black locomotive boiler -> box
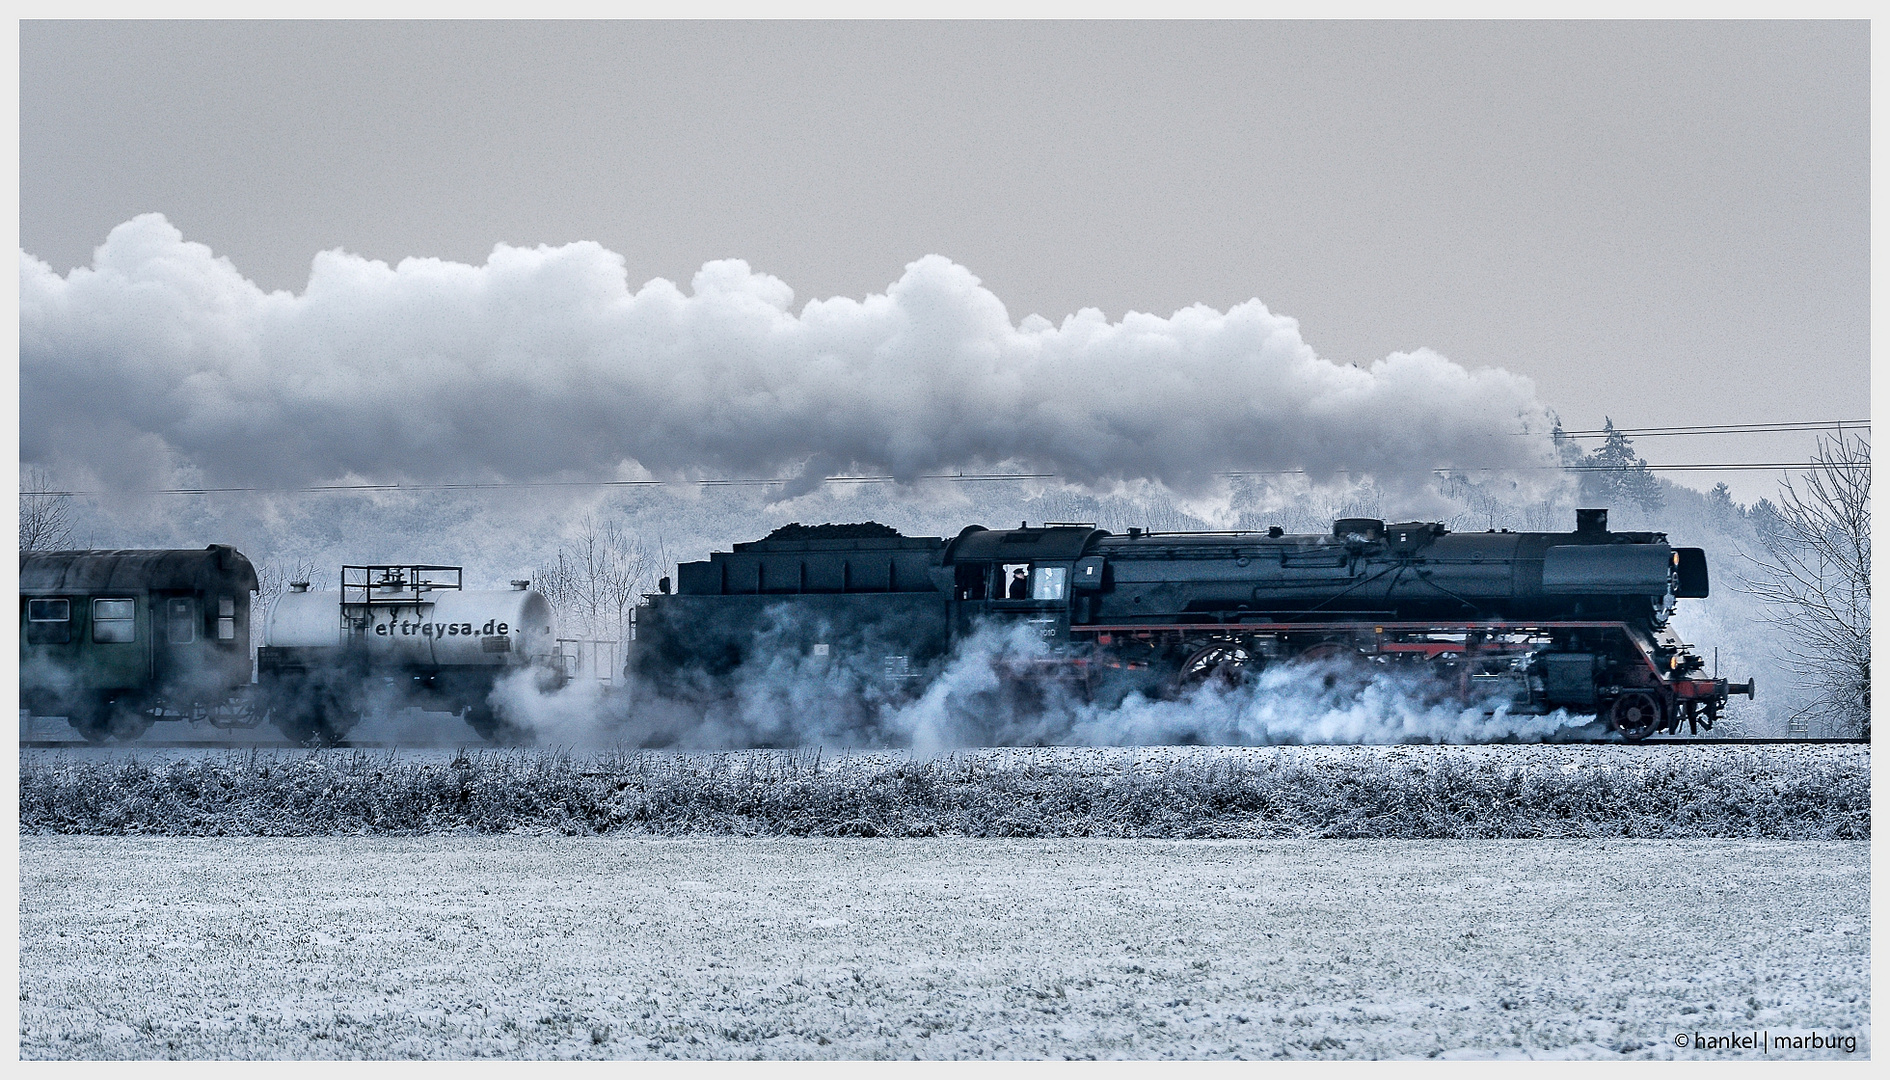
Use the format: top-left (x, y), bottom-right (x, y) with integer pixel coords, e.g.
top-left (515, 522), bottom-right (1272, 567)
top-left (630, 510), bottom-right (1753, 739)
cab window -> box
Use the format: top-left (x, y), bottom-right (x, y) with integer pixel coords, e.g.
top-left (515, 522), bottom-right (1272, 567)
top-left (1031, 566), bottom-right (1068, 601)
top-left (166, 597), bottom-right (196, 644)
top-left (26, 598), bottom-right (71, 645)
top-left (217, 596), bottom-right (237, 641)
top-left (93, 598), bottom-right (136, 643)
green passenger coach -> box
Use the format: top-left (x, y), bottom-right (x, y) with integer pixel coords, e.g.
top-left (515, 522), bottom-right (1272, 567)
top-left (19, 546), bottom-right (259, 742)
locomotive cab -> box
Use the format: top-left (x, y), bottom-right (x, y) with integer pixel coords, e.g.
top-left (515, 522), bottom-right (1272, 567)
top-left (939, 525), bottom-right (1109, 646)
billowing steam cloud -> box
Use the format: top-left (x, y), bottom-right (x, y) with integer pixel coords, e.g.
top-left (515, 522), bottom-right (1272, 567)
top-left (22, 215), bottom-right (1559, 496)
top-left (491, 619), bottom-right (1603, 751)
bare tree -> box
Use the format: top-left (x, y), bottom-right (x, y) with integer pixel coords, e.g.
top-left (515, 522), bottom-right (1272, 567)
top-left (19, 466), bottom-right (74, 552)
top-left (536, 515), bottom-right (655, 643)
top-left (1742, 433), bottom-right (1870, 737)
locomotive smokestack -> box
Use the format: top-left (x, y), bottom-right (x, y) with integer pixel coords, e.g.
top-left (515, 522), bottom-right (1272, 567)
top-left (1576, 508), bottom-right (1609, 535)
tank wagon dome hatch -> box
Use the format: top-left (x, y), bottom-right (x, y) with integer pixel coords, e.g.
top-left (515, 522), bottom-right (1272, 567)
top-left (19, 545), bottom-right (259, 594)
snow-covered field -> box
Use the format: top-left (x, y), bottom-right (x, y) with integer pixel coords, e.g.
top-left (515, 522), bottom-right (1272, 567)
top-left (19, 836), bottom-right (1869, 1059)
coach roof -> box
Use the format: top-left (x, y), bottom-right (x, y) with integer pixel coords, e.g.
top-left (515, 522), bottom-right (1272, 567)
top-left (20, 545), bottom-right (259, 594)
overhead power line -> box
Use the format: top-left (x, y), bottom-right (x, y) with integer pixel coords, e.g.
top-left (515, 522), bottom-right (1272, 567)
top-left (1225, 462), bottom-right (1851, 478)
top-left (20, 418), bottom-right (1865, 498)
top-left (1547, 419), bottom-right (1869, 439)
top-left (24, 472), bottom-right (1062, 498)
top-left (22, 461), bottom-right (1851, 498)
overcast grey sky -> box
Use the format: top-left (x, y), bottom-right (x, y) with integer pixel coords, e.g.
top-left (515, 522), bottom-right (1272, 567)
top-left (19, 20), bottom-right (1869, 502)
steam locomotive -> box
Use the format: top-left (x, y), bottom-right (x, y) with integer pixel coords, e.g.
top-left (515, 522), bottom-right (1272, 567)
top-left (631, 509), bottom-right (1754, 740)
top-left (19, 507), bottom-right (1753, 744)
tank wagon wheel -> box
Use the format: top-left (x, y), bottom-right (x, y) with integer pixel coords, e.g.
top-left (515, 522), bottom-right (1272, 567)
top-left (1609, 691), bottom-right (1665, 742)
top-left (463, 705), bottom-right (534, 746)
top-left (105, 705), bottom-right (152, 743)
top-left (1173, 642), bottom-right (1258, 694)
top-left (264, 694), bottom-right (358, 748)
top-left (70, 725), bottom-right (113, 745)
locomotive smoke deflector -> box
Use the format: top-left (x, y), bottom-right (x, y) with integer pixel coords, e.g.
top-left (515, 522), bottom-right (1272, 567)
top-left (1674, 548), bottom-right (1709, 598)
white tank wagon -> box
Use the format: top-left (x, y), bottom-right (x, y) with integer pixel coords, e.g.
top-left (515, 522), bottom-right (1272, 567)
top-left (257, 564), bottom-right (563, 745)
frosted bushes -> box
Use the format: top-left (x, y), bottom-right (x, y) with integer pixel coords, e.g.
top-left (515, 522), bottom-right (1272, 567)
top-left (19, 745), bottom-right (1869, 840)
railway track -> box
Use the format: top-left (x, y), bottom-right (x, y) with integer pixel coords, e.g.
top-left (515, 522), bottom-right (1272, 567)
top-left (19, 737), bottom-right (1871, 749)
top-left (1635, 737), bottom-right (1868, 745)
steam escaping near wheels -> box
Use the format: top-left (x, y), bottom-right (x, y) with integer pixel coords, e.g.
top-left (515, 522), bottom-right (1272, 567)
top-left (1173, 642), bottom-right (1259, 694)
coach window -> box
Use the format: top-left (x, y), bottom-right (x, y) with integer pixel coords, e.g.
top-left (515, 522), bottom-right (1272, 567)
top-left (166, 597), bottom-right (196, 644)
top-left (93, 598), bottom-right (136, 643)
top-left (218, 596), bottom-right (237, 641)
top-left (26, 598), bottom-right (71, 645)
top-left (1031, 566), bottom-right (1069, 601)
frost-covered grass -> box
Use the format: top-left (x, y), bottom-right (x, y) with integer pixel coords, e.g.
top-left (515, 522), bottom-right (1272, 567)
top-left (18, 836), bottom-right (1870, 1059)
top-left (19, 745), bottom-right (1869, 839)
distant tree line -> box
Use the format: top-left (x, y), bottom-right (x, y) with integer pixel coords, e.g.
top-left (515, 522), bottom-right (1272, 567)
top-left (1556, 418), bottom-right (1664, 513)
top-left (19, 467), bottom-right (73, 552)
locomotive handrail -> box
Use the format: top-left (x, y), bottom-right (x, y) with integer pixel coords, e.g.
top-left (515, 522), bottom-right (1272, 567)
top-left (1078, 619), bottom-right (1653, 633)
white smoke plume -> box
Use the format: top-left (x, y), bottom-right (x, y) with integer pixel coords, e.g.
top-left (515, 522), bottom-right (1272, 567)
top-left (487, 618), bottom-right (1604, 751)
top-left (22, 214), bottom-right (1559, 499)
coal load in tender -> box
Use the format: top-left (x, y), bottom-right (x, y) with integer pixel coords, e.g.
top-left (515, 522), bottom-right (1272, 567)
top-left (631, 508), bottom-right (1753, 741)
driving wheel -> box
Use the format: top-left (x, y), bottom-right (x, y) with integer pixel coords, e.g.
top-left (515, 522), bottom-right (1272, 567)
top-left (1173, 641), bottom-right (1256, 693)
top-left (1609, 691), bottom-right (1665, 742)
